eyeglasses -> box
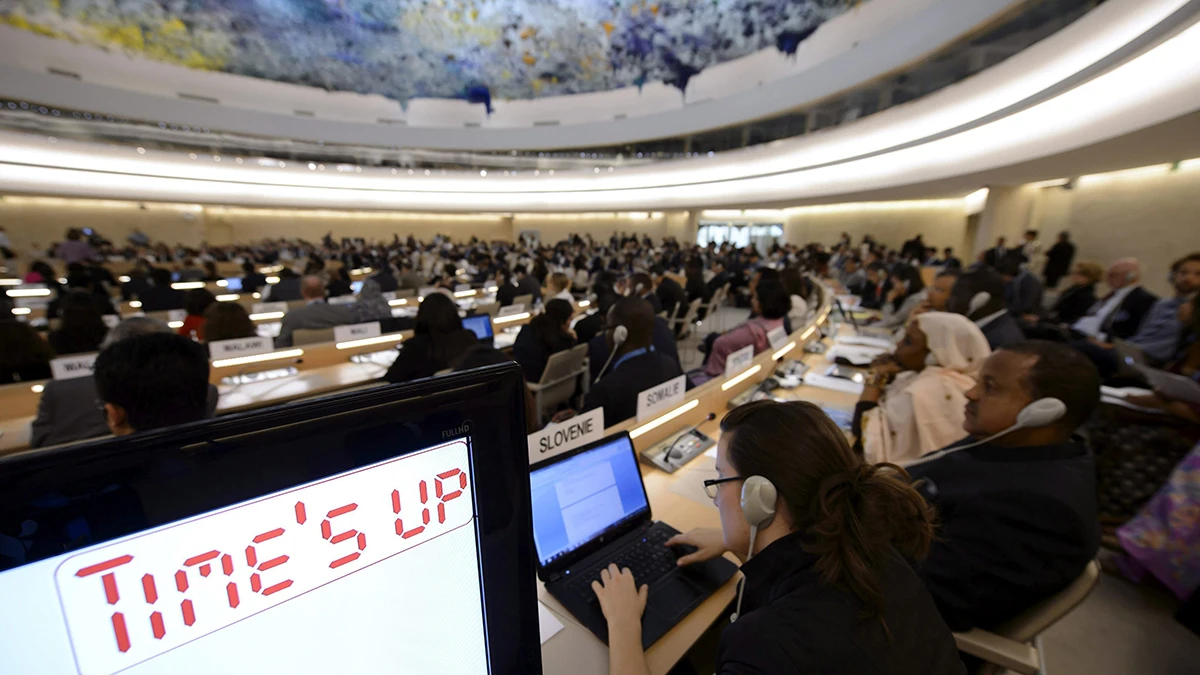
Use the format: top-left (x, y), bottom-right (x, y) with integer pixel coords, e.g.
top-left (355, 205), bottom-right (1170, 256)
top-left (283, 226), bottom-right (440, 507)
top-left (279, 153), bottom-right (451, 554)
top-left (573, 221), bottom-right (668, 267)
top-left (703, 476), bottom-right (743, 500)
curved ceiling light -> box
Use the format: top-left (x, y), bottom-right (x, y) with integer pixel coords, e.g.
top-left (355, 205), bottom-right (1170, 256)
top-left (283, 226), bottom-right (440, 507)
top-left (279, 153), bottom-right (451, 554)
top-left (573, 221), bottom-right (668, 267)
top-left (0, 0), bottom-right (1196, 211)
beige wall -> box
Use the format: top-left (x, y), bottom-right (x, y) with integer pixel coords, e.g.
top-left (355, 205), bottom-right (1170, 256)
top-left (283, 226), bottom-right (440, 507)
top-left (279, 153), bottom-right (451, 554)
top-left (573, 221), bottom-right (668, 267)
top-left (0, 199), bottom-right (207, 255)
top-left (783, 203), bottom-right (972, 256)
top-left (972, 169), bottom-right (1200, 296)
top-left (1028, 170), bottom-right (1200, 296)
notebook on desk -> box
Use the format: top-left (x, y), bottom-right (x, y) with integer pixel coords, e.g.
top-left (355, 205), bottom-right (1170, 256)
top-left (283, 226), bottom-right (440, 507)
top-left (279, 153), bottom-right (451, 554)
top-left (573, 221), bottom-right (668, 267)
top-left (530, 432), bottom-right (737, 649)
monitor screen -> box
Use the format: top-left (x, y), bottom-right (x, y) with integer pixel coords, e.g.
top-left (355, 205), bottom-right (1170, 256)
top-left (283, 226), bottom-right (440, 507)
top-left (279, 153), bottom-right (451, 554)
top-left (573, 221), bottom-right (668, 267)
top-left (223, 277), bottom-right (243, 292)
top-left (462, 314), bottom-right (494, 340)
top-left (351, 281), bottom-right (364, 294)
top-left (0, 365), bottom-right (540, 675)
top-left (529, 434), bottom-right (649, 568)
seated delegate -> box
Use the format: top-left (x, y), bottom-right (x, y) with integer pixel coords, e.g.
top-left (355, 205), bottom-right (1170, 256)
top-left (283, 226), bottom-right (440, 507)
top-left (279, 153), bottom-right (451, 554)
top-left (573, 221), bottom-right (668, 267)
top-left (855, 313), bottom-right (992, 464)
top-left (94, 331), bottom-right (213, 437)
top-left (0, 321), bottom-right (55, 384)
top-left (704, 280), bottom-right (790, 378)
top-left (384, 292), bottom-right (478, 384)
top-left (907, 341), bottom-right (1102, 631)
top-left (872, 263), bottom-right (926, 330)
top-left (945, 268), bottom-right (1025, 349)
top-left (275, 275), bottom-right (355, 347)
top-left (33, 318), bottom-right (221, 448)
top-left (512, 299), bottom-right (577, 383)
top-left (593, 401), bottom-right (965, 674)
top-left (581, 297), bottom-right (683, 426)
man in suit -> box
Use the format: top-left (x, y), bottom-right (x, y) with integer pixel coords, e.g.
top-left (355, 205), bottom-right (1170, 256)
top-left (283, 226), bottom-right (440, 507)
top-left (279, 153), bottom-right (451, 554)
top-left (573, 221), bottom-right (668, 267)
top-left (31, 317), bottom-right (220, 448)
top-left (858, 263), bottom-right (892, 310)
top-left (275, 275), bottom-right (354, 347)
top-left (94, 331), bottom-right (213, 437)
top-left (947, 268), bottom-right (1026, 349)
top-left (370, 264), bottom-right (399, 293)
top-left (997, 252), bottom-right (1045, 316)
top-left (138, 267), bottom-right (186, 312)
top-left (1042, 232), bottom-right (1076, 288)
top-left (1069, 258), bottom-right (1158, 342)
top-left (266, 268), bottom-right (304, 302)
top-left (513, 264), bottom-right (543, 304)
top-left (836, 257), bottom-right (867, 294)
top-left (582, 298), bottom-right (683, 426)
top-left (910, 341), bottom-right (1101, 631)
top-left (983, 236), bottom-right (1008, 269)
top-left (628, 272), bottom-right (663, 315)
top-left (651, 264), bottom-right (687, 320)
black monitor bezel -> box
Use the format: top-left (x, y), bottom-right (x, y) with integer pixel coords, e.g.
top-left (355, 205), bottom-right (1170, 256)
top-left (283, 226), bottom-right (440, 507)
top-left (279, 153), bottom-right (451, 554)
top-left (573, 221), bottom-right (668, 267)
top-left (0, 363), bottom-right (540, 675)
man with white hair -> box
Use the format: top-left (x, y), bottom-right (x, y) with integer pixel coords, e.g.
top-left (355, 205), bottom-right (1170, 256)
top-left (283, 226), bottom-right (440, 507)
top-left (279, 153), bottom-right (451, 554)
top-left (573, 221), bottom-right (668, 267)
top-left (1069, 258), bottom-right (1158, 342)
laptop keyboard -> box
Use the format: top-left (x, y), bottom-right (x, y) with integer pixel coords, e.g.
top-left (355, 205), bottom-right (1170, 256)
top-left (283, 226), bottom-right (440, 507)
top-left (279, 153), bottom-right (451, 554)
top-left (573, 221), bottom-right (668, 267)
top-left (562, 527), bottom-right (677, 605)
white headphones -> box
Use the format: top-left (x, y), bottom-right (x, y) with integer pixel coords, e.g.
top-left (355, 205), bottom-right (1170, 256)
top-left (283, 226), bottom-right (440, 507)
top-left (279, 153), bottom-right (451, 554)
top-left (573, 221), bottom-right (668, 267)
top-left (731, 475), bottom-right (777, 623)
top-left (967, 291), bottom-right (991, 316)
top-left (594, 324), bottom-right (629, 382)
top-left (902, 397), bottom-right (1067, 469)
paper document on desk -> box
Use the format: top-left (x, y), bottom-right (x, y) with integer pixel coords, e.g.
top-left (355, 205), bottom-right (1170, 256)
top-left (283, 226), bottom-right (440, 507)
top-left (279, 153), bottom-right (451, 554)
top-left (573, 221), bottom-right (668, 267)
top-left (837, 336), bottom-right (895, 350)
top-left (539, 602), bottom-right (565, 644)
top-left (803, 372), bottom-right (866, 395)
top-left (1099, 386), bottom-right (1163, 414)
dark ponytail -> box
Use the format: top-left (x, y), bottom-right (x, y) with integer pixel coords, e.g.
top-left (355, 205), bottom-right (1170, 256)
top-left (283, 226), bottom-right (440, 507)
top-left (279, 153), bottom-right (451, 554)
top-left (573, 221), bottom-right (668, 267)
top-left (721, 401), bottom-right (935, 633)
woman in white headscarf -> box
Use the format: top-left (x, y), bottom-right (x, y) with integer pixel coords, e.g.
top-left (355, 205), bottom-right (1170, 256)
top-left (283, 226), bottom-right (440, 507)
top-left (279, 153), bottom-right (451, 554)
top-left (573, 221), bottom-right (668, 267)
top-left (852, 312), bottom-right (992, 464)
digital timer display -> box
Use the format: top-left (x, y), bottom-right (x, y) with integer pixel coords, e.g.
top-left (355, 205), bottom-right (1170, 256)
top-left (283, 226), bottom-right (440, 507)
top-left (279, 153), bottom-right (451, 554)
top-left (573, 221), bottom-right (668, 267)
top-left (52, 439), bottom-right (474, 675)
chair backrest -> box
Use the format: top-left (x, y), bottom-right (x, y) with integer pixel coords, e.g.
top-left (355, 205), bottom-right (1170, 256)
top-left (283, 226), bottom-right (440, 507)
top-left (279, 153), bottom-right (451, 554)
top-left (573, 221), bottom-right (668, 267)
top-left (473, 302), bottom-right (500, 318)
top-left (512, 293), bottom-right (533, 308)
top-left (395, 288), bottom-right (416, 298)
top-left (540, 343), bottom-right (588, 385)
top-left (994, 560), bottom-right (1101, 642)
top-left (291, 327), bottom-right (335, 346)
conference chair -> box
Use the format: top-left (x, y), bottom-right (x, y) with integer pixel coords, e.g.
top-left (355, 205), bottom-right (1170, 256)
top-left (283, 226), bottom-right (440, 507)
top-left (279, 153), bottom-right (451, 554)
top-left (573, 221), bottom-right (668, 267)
top-left (526, 343), bottom-right (589, 427)
top-left (953, 560), bottom-right (1101, 675)
top-left (671, 298), bottom-right (704, 341)
top-left (291, 328), bottom-right (336, 346)
top-left (512, 293), bottom-right (533, 309)
top-left (703, 283), bottom-right (730, 332)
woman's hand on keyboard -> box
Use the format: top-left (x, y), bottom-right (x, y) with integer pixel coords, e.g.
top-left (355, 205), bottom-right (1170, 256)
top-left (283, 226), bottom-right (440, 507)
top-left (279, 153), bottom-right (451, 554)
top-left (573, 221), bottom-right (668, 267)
top-left (666, 528), bottom-right (727, 566)
top-left (592, 564), bottom-right (648, 628)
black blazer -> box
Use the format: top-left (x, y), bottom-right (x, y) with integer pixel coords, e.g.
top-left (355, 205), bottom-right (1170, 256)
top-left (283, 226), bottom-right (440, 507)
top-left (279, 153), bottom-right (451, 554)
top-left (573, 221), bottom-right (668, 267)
top-left (641, 291), bottom-right (664, 315)
top-left (978, 311), bottom-right (1026, 349)
top-left (384, 330), bottom-right (478, 384)
top-left (655, 277), bottom-right (687, 319)
top-left (511, 325), bottom-right (576, 382)
top-left (1103, 286), bottom-right (1159, 340)
top-left (908, 440), bottom-right (1099, 631)
top-left (1043, 241), bottom-right (1075, 281)
top-left (859, 279), bottom-right (892, 310)
top-left (717, 531), bottom-right (965, 675)
top-left (1050, 282), bottom-right (1096, 324)
top-left (581, 350), bottom-right (682, 426)
top-left (587, 318), bottom-right (681, 383)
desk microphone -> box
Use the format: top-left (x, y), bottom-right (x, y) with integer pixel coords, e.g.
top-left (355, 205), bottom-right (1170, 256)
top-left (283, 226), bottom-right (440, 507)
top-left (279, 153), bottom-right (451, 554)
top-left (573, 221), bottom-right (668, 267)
top-left (833, 296), bottom-right (860, 335)
top-left (662, 412), bottom-right (717, 463)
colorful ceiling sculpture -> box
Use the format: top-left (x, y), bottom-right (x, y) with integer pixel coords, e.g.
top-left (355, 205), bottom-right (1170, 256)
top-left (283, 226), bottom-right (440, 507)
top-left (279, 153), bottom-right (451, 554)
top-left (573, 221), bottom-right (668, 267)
top-left (0, 1), bottom-right (853, 109)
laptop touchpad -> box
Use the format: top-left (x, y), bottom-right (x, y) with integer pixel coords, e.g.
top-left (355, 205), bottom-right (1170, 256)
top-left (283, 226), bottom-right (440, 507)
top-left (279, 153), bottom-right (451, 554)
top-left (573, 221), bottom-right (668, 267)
top-left (649, 576), bottom-right (704, 619)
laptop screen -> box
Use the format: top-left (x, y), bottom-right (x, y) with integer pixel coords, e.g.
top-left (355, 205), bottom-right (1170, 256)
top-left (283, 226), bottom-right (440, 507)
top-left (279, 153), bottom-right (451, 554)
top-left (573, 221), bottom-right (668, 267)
top-left (529, 435), bottom-right (649, 567)
top-left (223, 277), bottom-right (243, 292)
top-left (462, 314), bottom-right (494, 340)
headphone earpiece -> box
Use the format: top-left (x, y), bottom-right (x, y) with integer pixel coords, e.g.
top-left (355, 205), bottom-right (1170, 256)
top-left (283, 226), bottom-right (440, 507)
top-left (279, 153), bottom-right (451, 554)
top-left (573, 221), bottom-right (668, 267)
top-left (967, 291), bottom-right (991, 316)
top-left (740, 476), bottom-right (777, 529)
top-left (1015, 398), bottom-right (1066, 428)
top-left (612, 325), bottom-right (628, 346)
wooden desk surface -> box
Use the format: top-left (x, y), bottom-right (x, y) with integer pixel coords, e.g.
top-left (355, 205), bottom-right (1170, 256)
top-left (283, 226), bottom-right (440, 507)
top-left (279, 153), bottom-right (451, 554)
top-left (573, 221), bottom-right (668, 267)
top-left (540, 305), bottom-right (869, 675)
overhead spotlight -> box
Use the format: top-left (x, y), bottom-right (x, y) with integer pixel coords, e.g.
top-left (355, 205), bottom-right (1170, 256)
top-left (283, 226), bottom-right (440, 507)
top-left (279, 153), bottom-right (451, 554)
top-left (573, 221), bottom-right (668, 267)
top-left (594, 167), bottom-right (600, 173)
top-left (534, 170), bottom-right (540, 176)
top-left (213, 155), bottom-right (221, 162)
top-left (480, 170), bottom-right (487, 177)
top-left (136, 147), bottom-right (146, 154)
top-left (308, 163), bottom-right (316, 170)
top-left (424, 169), bottom-right (431, 176)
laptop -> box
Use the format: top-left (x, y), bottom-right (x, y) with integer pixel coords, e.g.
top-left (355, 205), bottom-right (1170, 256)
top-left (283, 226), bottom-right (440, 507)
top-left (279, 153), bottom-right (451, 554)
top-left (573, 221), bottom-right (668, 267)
top-left (463, 313), bottom-right (495, 347)
top-left (223, 276), bottom-right (244, 292)
top-left (531, 432), bottom-right (738, 649)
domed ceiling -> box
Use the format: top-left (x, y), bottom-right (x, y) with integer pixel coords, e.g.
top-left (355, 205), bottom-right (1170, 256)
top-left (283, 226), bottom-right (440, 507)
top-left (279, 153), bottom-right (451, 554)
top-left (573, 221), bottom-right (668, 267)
top-left (0, 0), bottom-right (853, 109)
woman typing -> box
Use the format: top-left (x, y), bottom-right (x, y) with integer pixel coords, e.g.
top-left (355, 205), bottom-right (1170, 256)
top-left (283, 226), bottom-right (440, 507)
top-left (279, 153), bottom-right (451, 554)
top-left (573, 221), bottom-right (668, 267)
top-left (854, 312), bottom-right (992, 464)
top-left (592, 401), bottom-right (965, 674)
